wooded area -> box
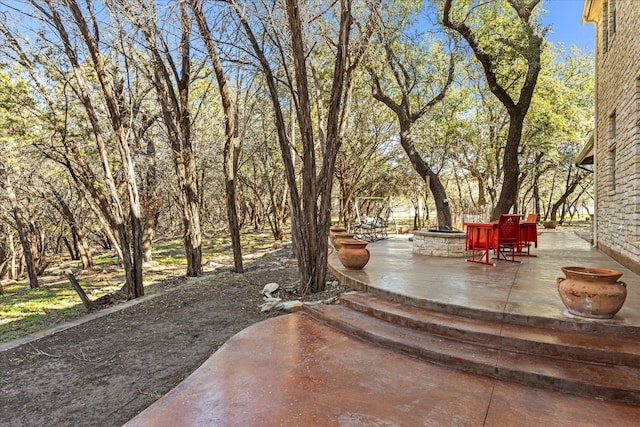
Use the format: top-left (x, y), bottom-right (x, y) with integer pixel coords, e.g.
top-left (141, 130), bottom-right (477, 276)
top-left (0, 0), bottom-right (594, 298)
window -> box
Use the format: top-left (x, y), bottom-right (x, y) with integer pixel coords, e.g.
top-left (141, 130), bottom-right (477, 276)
top-left (603, 0), bottom-right (617, 53)
top-left (609, 148), bottom-right (616, 191)
top-left (602, 1), bottom-right (609, 53)
top-left (609, 111), bottom-right (617, 141)
top-left (610, 0), bottom-right (617, 35)
top-left (636, 78), bottom-right (640, 124)
top-left (609, 112), bottom-right (617, 191)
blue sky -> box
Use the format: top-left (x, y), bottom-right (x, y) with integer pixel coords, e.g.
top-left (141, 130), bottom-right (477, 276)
top-left (542, 0), bottom-right (595, 52)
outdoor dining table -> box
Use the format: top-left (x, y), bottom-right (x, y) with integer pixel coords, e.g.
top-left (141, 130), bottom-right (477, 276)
top-left (463, 222), bottom-right (498, 266)
top-left (464, 218), bottom-right (538, 265)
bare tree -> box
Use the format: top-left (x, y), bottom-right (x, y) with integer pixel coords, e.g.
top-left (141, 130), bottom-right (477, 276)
top-left (32, 0), bottom-right (145, 298)
top-left (115, 0), bottom-right (205, 276)
top-left (232, 0), bottom-right (379, 293)
top-left (190, 0), bottom-right (244, 273)
top-left (0, 161), bottom-right (39, 288)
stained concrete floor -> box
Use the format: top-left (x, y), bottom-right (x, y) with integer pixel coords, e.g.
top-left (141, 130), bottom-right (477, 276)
top-left (126, 231), bottom-right (640, 426)
top-left (332, 231), bottom-right (640, 332)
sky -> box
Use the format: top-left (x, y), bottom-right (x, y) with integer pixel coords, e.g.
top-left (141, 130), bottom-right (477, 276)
top-left (542, 0), bottom-right (596, 52)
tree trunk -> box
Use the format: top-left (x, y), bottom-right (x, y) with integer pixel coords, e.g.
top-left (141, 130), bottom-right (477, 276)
top-left (492, 114), bottom-right (525, 220)
top-left (63, 237), bottom-right (78, 261)
top-left (182, 198), bottom-right (203, 277)
top-left (44, 0), bottom-right (145, 298)
top-left (51, 188), bottom-right (93, 269)
top-left (142, 138), bottom-right (159, 264)
top-left (9, 231), bottom-right (17, 279)
top-left (65, 270), bottom-right (94, 312)
top-left (443, 0), bottom-right (543, 222)
top-left (0, 236), bottom-right (9, 280)
top-left (142, 212), bottom-right (157, 264)
top-left (533, 176), bottom-right (541, 216)
top-left (550, 167), bottom-right (585, 222)
top-left (466, 167), bottom-right (487, 207)
top-left (191, 0), bottom-right (244, 273)
top-left (0, 164), bottom-right (39, 288)
top-left (398, 127), bottom-right (452, 228)
top-left (130, 214), bottom-right (145, 298)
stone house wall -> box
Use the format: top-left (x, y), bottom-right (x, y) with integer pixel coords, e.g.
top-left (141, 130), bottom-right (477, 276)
top-left (590, 0), bottom-right (640, 272)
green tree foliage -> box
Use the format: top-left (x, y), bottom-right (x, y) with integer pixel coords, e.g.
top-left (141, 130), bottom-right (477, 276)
top-left (444, 0), bottom-right (545, 220)
top-left (0, 0), bottom-right (596, 296)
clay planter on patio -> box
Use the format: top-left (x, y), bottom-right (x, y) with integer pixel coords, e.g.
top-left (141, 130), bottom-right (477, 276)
top-left (332, 233), bottom-right (356, 250)
top-left (556, 266), bottom-right (627, 319)
top-left (329, 227), bottom-right (347, 248)
top-left (330, 226), bottom-right (347, 235)
top-left (338, 239), bottom-right (370, 270)
top-left (330, 227), bottom-right (355, 250)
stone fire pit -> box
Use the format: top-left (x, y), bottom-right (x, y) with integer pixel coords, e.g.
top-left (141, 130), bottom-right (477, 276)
top-left (412, 229), bottom-right (468, 257)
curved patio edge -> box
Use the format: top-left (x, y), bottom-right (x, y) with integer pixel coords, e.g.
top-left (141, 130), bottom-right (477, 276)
top-left (123, 310), bottom-right (640, 426)
top-left (124, 232), bottom-right (640, 425)
top-left (328, 233), bottom-right (640, 337)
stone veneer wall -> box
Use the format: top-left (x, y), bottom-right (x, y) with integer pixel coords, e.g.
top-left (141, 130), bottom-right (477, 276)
top-left (412, 230), bottom-right (468, 258)
top-left (593, 0), bottom-right (640, 273)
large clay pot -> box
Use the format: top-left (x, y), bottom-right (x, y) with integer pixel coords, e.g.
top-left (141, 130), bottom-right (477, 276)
top-left (329, 227), bottom-right (348, 249)
top-left (333, 233), bottom-right (355, 250)
top-left (330, 226), bottom-right (347, 235)
top-left (338, 240), bottom-right (370, 270)
top-left (556, 266), bottom-right (627, 319)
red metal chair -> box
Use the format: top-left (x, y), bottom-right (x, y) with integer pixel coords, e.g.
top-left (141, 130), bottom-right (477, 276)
top-left (465, 223), bottom-right (496, 266)
top-left (494, 214), bottom-right (521, 263)
top-left (518, 214), bottom-right (539, 256)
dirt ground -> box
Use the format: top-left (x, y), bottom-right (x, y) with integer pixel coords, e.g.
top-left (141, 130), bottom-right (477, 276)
top-left (0, 244), bottom-right (350, 427)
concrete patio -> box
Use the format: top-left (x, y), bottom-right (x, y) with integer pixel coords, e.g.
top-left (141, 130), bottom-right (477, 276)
top-left (331, 231), bottom-right (640, 333)
top-left (125, 231), bottom-right (640, 426)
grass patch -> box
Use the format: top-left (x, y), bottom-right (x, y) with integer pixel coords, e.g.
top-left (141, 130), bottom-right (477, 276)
top-left (93, 254), bottom-right (119, 266)
top-left (1, 277), bottom-right (121, 342)
top-left (155, 256), bottom-right (187, 265)
top-left (153, 242), bottom-right (184, 252)
top-left (1, 230), bottom-right (282, 343)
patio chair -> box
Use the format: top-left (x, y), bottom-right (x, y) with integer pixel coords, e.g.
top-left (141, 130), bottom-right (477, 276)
top-left (354, 216), bottom-right (377, 241)
top-left (525, 213), bottom-right (539, 223)
top-left (354, 215), bottom-right (388, 241)
top-left (518, 214), bottom-right (539, 255)
top-left (494, 214), bottom-right (521, 263)
top-left (353, 198), bottom-right (390, 241)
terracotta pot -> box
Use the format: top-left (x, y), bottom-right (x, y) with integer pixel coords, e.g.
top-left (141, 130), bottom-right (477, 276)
top-left (338, 240), bottom-right (370, 270)
top-left (329, 227), bottom-right (348, 249)
top-left (556, 266), bottom-right (627, 319)
top-left (332, 233), bottom-right (355, 250)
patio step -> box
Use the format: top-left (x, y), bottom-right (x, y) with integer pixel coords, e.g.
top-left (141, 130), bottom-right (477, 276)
top-left (339, 292), bottom-right (640, 368)
top-left (302, 292), bottom-right (640, 405)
